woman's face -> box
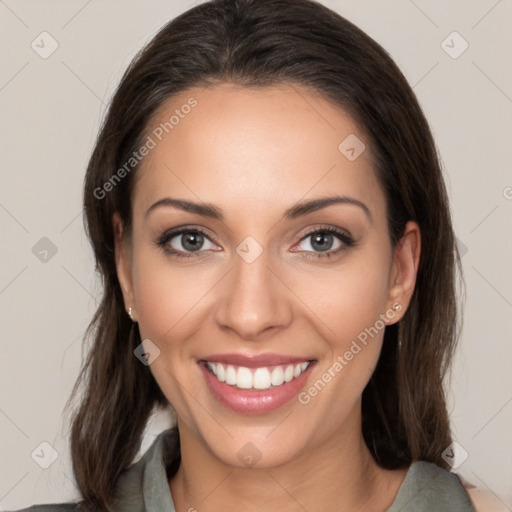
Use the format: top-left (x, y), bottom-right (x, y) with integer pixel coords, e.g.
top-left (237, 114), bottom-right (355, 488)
top-left (115, 83), bottom-right (419, 469)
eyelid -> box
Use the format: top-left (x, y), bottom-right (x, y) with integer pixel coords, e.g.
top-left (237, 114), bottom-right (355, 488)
top-left (291, 225), bottom-right (354, 255)
top-left (157, 224), bottom-right (218, 241)
top-left (156, 223), bottom-right (354, 259)
top-left (296, 224), bottom-right (352, 242)
top-left (154, 225), bottom-right (220, 260)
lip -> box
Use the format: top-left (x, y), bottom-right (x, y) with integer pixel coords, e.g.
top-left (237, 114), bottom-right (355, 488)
top-left (198, 358), bottom-right (317, 414)
top-left (200, 352), bottom-right (313, 368)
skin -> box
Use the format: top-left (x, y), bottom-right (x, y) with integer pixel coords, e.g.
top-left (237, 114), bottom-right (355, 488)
top-left (114, 83), bottom-right (421, 512)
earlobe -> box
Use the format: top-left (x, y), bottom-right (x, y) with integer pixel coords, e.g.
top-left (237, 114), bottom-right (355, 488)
top-left (113, 212), bottom-right (136, 320)
top-left (385, 221), bottom-right (421, 324)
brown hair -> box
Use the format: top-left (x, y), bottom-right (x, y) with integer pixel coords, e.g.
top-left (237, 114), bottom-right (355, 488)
top-left (65, 0), bottom-right (464, 509)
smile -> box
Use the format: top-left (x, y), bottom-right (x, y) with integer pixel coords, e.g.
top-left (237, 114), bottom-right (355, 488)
top-left (198, 355), bottom-right (317, 414)
top-left (204, 361), bottom-right (311, 390)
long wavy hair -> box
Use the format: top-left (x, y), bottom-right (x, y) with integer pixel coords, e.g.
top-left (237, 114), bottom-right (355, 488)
top-left (64, 0), bottom-right (464, 509)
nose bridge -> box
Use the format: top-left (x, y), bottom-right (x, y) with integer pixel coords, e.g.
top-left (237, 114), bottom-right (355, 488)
top-left (214, 242), bottom-right (292, 339)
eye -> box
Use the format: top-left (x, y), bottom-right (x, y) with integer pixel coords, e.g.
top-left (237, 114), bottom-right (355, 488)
top-left (293, 226), bottom-right (354, 259)
top-left (156, 225), bottom-right (354, 260)
top-left (156, 227), bottom-right (219, 259)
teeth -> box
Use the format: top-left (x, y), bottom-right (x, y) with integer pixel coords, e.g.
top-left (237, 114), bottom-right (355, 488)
top-left (284, 365), bottom-right (294, 382)
top-left (216, 362), bottom-right (225, 382)
top-left (237, 367), bottom-right (253, 389)
top-left (271, 366), bottom-right (285, 386)
top-left (225, 365), bottom-right (237, 385)
top-left (253, 367), bottom-right (271, 390)
top-left (205, 361), bottom-right (311, 390)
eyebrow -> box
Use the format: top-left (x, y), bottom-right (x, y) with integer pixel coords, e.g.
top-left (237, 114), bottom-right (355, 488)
top-left (145, 194), bottom-right (372, 222)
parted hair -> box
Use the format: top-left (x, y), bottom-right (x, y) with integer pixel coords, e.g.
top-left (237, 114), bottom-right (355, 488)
top-left (66, 0), bottom-right (464, 509)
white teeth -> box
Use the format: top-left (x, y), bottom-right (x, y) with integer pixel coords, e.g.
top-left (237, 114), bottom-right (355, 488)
top-left (271, 366), bottom-right (285, 386)
top-left (237, 367), bottom-right (253, 389)
top-left (225, 365), bottom-right (237, 385)
top-left (205, 361), bottom-right (311, 390)
top-left (216, 362), bottom-right (225, 382)
top-left (253, 368), bottom-right (272, 390)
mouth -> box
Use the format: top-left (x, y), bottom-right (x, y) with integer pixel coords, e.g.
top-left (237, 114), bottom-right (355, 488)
top-left (201, 360), bottom-right (312, 390)
top-left (198, 354), bottom-right (317, 414)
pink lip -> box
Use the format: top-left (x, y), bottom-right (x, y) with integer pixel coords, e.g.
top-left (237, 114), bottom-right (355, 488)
top-left (200, 352), bottom-right (313, 368)
top-left (198, 360), bottom-right (317, 414)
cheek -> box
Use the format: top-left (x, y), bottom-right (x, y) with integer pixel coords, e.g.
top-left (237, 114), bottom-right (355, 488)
top-left (290, 251), bottom-right (391, 348)
top-left (131, 248), bottom-right (212, 344)
top-left (291, 248), bottom-right (391, 397)
top-left (293, 259), bottom-right (391, 431)
top-left (130, 250), bottom-right (211, 415)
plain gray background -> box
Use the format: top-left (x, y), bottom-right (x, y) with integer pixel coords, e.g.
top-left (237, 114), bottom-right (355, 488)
top-left (1, 0), bottom-right (511, 510)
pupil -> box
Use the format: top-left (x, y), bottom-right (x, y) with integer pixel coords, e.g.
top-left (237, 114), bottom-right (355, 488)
top-left (183, 232), bottom-right (203, 251)
top-left (312, 232), bottom-right (333, 252)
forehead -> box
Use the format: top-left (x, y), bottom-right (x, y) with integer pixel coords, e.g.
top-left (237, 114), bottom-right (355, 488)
top-left (133, 83), bottom-right (385, 222)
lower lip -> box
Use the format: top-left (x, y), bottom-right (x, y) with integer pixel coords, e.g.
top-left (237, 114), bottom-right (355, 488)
top-left (199, 361), bottom-right (316, 414)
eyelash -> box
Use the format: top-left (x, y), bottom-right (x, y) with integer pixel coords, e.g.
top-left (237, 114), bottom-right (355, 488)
top-left (155, 225), bottom-right (354, 260)
top-left (297, 226), bottom-right (354, 259)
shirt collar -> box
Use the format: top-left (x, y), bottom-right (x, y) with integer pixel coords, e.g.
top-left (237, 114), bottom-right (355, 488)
top-left (112, 428), bottom-right (179, 512)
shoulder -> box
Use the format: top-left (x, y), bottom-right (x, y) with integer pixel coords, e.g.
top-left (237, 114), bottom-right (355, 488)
top-left (112, 427), bottom-right (179, 500)
top-left (6, 505), bottom-right (78, 512)
top-left (387, 461), bottom-right (476, 512)
top-left (7, 429), bottom-right (179, 512)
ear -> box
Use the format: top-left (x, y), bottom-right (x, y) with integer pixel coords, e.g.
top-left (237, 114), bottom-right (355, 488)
top-left (385, 220), bottom-right (421, 325)
top-left (113, 211), bottom-right (137, 322)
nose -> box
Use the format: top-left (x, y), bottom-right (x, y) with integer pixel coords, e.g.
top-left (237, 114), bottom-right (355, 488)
top-left (213, 247), bottom-right (293, 341)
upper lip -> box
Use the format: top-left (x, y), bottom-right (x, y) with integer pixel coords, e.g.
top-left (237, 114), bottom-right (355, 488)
top-left (200, 353), bottom-right (315, 368)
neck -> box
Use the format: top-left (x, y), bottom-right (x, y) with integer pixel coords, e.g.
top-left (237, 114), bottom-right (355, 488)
top-left (169, 410), bottom-right (406, 512)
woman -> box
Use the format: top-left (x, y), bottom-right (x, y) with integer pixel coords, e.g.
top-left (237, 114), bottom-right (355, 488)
top-left (12, 0), bottom-right (476, 510)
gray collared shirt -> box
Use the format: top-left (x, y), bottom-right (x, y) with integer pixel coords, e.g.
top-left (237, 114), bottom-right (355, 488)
top-left (9, 428), bottom-right (476, 511)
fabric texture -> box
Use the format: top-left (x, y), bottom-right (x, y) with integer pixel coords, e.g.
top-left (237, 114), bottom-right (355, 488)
top-left (9, 428), bottom-right (476, 512)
